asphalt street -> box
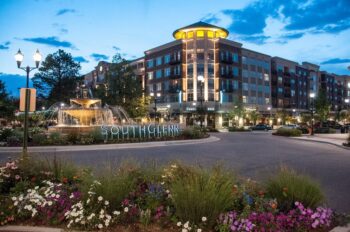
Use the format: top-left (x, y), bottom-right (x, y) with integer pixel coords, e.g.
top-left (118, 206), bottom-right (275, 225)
top-left (1, 132), bottom-right (350, 213)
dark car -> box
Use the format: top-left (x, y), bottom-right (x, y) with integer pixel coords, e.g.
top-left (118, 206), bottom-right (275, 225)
top-left (250, 124), bottom-right (272, 131)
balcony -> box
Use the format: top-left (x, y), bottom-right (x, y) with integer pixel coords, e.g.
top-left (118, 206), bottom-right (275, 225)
top-left (169, 59), bottom-right (181, 65)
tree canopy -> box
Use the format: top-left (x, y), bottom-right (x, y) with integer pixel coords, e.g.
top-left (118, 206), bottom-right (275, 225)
top-left (314, 89), bottom-right (330, 122)
top-left (32, 49), bottom-right (81, 105)
top-left (0, 80), bottom-right (16, 119)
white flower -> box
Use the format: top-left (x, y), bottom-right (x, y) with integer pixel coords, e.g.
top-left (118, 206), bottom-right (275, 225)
top-left (166, 189), bottom-right (170, 194)
top-left (86, 199), bottom-right (90, 204)
top-left (113, 211), bottom-right (121, 215)
top-left (184, 221), bottom-right (189, 228)
top-left (197, 229), bottom-right (202, 232)
top-left (48, 201), bottom-right (53, 206)
top-left (182, 229), bottom-right (188, 232)
top-left (98, 224), bottom-right (103, 229)
top-left (11, 196), bottom-right (17, 201)
top-left (124, 207), bottom-right (129, 213)
top-left (177, 222), bottom-right (182, 227)
top-left (98, 196), bottom-right (103, 201)
top-left (202, 216), bottom-right (207, 222)
top-left (104, 200), bottom-right (109, 206)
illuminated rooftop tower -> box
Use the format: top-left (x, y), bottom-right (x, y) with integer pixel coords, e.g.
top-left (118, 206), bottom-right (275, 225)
top-left (173, 21), bottom-right (229, 40)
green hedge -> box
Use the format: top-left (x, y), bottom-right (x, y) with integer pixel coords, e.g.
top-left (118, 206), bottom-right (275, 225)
top-left (273, 128), bottom-right (302, 137)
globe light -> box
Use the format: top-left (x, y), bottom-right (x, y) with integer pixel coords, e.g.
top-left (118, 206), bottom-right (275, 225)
top-left (267, 107), bottom-right (271, 111)
top-left (167, 104), bottom-right (171, 108)
top-left (150, 92), bottom-right (154, 97)
top-left (345, 99), bottom-right (350, 104)
top-left (15, 49), bottom-right (24, 68)
top-left (198, 75), bottom-right (204, 82)
top-left (156, 92), bottom-right (161, 97)
top-left (293, 109), bottom-right (296, 112)
top-left (310, 93), bottom-right (315, 98)
top-left (33, 49), bottom-right (42, 68)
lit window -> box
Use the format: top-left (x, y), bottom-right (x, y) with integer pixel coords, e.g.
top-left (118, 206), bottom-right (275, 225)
top-left (196, 30), bottom-right (204, 38)
top-left (207, 31), bottom-right (214, 38)
top-left (243, 96), bottom-right (247, 103)
top-left (264, 74), bottom-right (269, 81)
top-left (147, 72), bottom-right (153, 80)
top-left (187, 31), bottom-right (194, 39)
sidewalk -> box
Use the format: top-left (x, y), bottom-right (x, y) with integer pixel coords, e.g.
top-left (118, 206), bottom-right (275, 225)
top-left (0, 135), bottom-right (220, 153)
top-left (292, 133), bottom-right (350, 150)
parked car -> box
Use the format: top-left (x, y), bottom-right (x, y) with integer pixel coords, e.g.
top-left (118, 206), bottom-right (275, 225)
top-left (250, 124), bottom-right (272, 131)
top-left (280, 124), bottom-right (298, 129)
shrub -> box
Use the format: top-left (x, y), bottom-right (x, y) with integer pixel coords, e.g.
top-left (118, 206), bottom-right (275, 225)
top-left (266, 168), bottom-right (324, 211)
top-left (273, 128), bottom-right (302, 137)
top-left (89, 128), bottom-right (105, 143)
top-left (32, 133), bottom-right (48, 145)
top-left (166, 164), bottom-right (236, 226)
top-left (49, 132), bottom-right (67, 145)
top-left (66, 131), bottom-right (80, 144)
top-left (0, 128), bottom-right (14, 142)
top-left (6, 135), bottom-right (21, 146)
top-left (181, 126), bottom-right (206, 139)
top-left (228, 127), bottom-right (250, 132)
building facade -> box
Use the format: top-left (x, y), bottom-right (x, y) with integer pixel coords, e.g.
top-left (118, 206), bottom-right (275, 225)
top-left (84, 21), bottom-right (350, 128)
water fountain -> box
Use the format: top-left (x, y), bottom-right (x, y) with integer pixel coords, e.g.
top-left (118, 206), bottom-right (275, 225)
top-left (49, 85), bottom-right (128, 133)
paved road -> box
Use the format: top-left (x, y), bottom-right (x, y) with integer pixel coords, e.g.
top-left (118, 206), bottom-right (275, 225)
top-left (1, 132), bottom-right (350, 213)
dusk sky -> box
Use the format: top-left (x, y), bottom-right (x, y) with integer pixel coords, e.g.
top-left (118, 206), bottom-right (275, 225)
top-left (1, 0), bottom-right (350, 94)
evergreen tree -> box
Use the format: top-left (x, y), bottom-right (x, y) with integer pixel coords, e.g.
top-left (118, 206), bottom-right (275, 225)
top-left (314, 89), bottom-right (330, 122)
top-left (32, 49), bottom-right (81, 105)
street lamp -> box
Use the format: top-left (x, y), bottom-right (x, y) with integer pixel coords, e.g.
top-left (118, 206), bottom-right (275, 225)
top-left (267, 107), bottom-right (272, 125)
top-left (15, 49), bottom-right (42, 155)
top-left (310, 93), bottom-right (315, 135)
top-left (150, 92), bottom-right (161, 123)
top-left (198, 75), bottom-right (204, 129)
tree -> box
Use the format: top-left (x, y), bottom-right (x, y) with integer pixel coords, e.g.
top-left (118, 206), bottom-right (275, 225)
top-left (0, 80), bottom-right (16, 119)
top-left (276, 108), bottom-right (288, 125)
top-left (314, 89), bottom-right (330, 122)
top-left (228, 100), bottom-right (245, 126)
top-left (32, 49), bottom-right (81, 105)
top-left (247, 109), bottom-right (261, 125)
top-left (97, 53), bottom-right (146, 118)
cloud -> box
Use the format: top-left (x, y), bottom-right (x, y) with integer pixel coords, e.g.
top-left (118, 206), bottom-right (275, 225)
top-left (204, 0), bottom-right (350, 44)
top-left (321, 58), bottom-right (350, 65)
top-left (56, 8), bottom-right (76, 16)
top-left (74, 56), bottom-right (89, 63)
top-left (90, 53), bottom-right (109, 61)
top-left (22, 36), bottom-right (75, 48)
top-left (0, 41), bottom-right (10, 50)
top-left (238, 35), bottom-right (270, 45)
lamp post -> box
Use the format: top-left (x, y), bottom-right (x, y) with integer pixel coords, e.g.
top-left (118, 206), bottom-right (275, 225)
top-left (150, 92), bottom-right (161, 123)
top-left (267, 106), bottom-right (272, 125)
top-left (310, 93), bottom-right (315, 135)
top-left (198, 75), bottom-right (204, 129)
top-left (15, 49), bottom-right (42, 155)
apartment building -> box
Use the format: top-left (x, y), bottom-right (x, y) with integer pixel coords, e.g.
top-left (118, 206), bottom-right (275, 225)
top-left (84, 21), bottom-right (350, 127)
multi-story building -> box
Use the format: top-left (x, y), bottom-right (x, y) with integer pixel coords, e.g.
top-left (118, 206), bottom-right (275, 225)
top-left (84, 61), bottom-right (111, 89)
top-left (83, 21), bottom-right (350, 127)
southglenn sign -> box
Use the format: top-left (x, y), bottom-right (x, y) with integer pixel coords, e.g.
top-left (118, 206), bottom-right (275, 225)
top-left (101, 124), bottom-right (181, 140)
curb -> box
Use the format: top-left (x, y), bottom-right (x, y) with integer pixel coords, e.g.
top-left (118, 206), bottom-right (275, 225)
top-left (0, 136), bottom-right (220, 153)
top-left (287, 137), bottom-right (350, 151)
top-left (0, 226), bottom-right (63, 232)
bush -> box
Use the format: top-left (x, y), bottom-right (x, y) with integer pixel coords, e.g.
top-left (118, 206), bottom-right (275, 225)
top-left (0, 128), bottom-right (14, 142)
top-left (49, 132), bottom-right (67, 145)
top-left (181, 126), bottom-right (206, 139)
top-left (32, 133), bottom-right (48, 145)
top-left (273, 128), bottom-right (302, 137)
top-left (89, 128), bottom-right (105, 143)
top-left (228, 127), bottom-right (250, 132)
top-left (266, 168), bottom-right (324, 211)
top-left (166, 164), bottom-right (236, 226)
top-left (66, 131), bottom-right (80, 144)
top-left (6, 136), bottom-right (21, 146)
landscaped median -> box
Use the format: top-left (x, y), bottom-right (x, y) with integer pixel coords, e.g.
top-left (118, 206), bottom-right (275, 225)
top-left (272, 127), bottom-right (302, 137)
top-left (1, 157), bottom-right (348, 231)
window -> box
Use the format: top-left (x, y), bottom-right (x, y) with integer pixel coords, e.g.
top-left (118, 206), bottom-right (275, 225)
top-left (278, 76), bottom-right (283, 83)
top-left (164, 54), bottom-right (170, 64)
top-left (265, 98), bottom-right (270, 104)
top-left (250, 83), bottom-right (256, 91)
top-left (187, 64), bottom-right (193, 75)
top-left (196, 30), bottom-right (204, 38)
top-left (233, 67), bottom-right (239, 77)
top-left (291, 90), bottom-right (295, 97)
top-left (156, 57), bottom-right (162, 66)
top-left (242, 96), bottom-right (247, 103)
top-left (233, 80), bottom-right (239, 89)
top-left (147, 59), bottom-right (154, 68)
top-left (208, 64), bottom-right (214, 76)
top-left (187, 93), bottom-right (193, 101)
top-left (242, 56), bottom-right (247, 64)
top-left (187, 31), bottom-right (194, 39)
top-left (147, 72), bottom-right (153, 80)
top-left (197, 53), bottom-right (204, 60)
top-left (165, 68), bottom-right (171, 77)
top-left (155, 70), bottom-right (162, 79)
top-left (243, 83), bottom-right (249, 91)
top-left (233, 53), bottom-right (239, 63)
top-left (207, 31), bottom-right (214, 38)
top-left (174, 65), bottom-right (181, 75)
top-left (156, 83), bottom-right (162, 91)
top-left (264, 74), bottom-right (269, 81)
top-left (278, 88), bottom-right (283, 93)
top-left (197, 64), bottom-right (204, 74)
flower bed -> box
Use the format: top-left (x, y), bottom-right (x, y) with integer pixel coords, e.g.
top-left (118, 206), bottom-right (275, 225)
top-left (0, 157), bottom-right (343, 231)
top-left (272, 128), bottom-right (302, 137)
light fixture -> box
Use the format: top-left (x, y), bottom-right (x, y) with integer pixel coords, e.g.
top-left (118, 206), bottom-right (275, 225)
top-left (198, 75), bottom-right (204, 82)
top-left (150, 92), bottom-right (154, 97)
top-left (309, 93), bottom-right (315, 98)
top-left (33, 49), bottom-right (42, 68)
top-left (345, 99), bottom-right (350, 104)
top-left (15, 49), bottom-right (24, 68)
top-left (267, 107), bottom-right (271, 111)
top-left (156, 93), bottom-right (161, 97)
top-left (293, 109), bottom-right (296, 112)
top-left (167, 104), bottom-right (171, 108)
